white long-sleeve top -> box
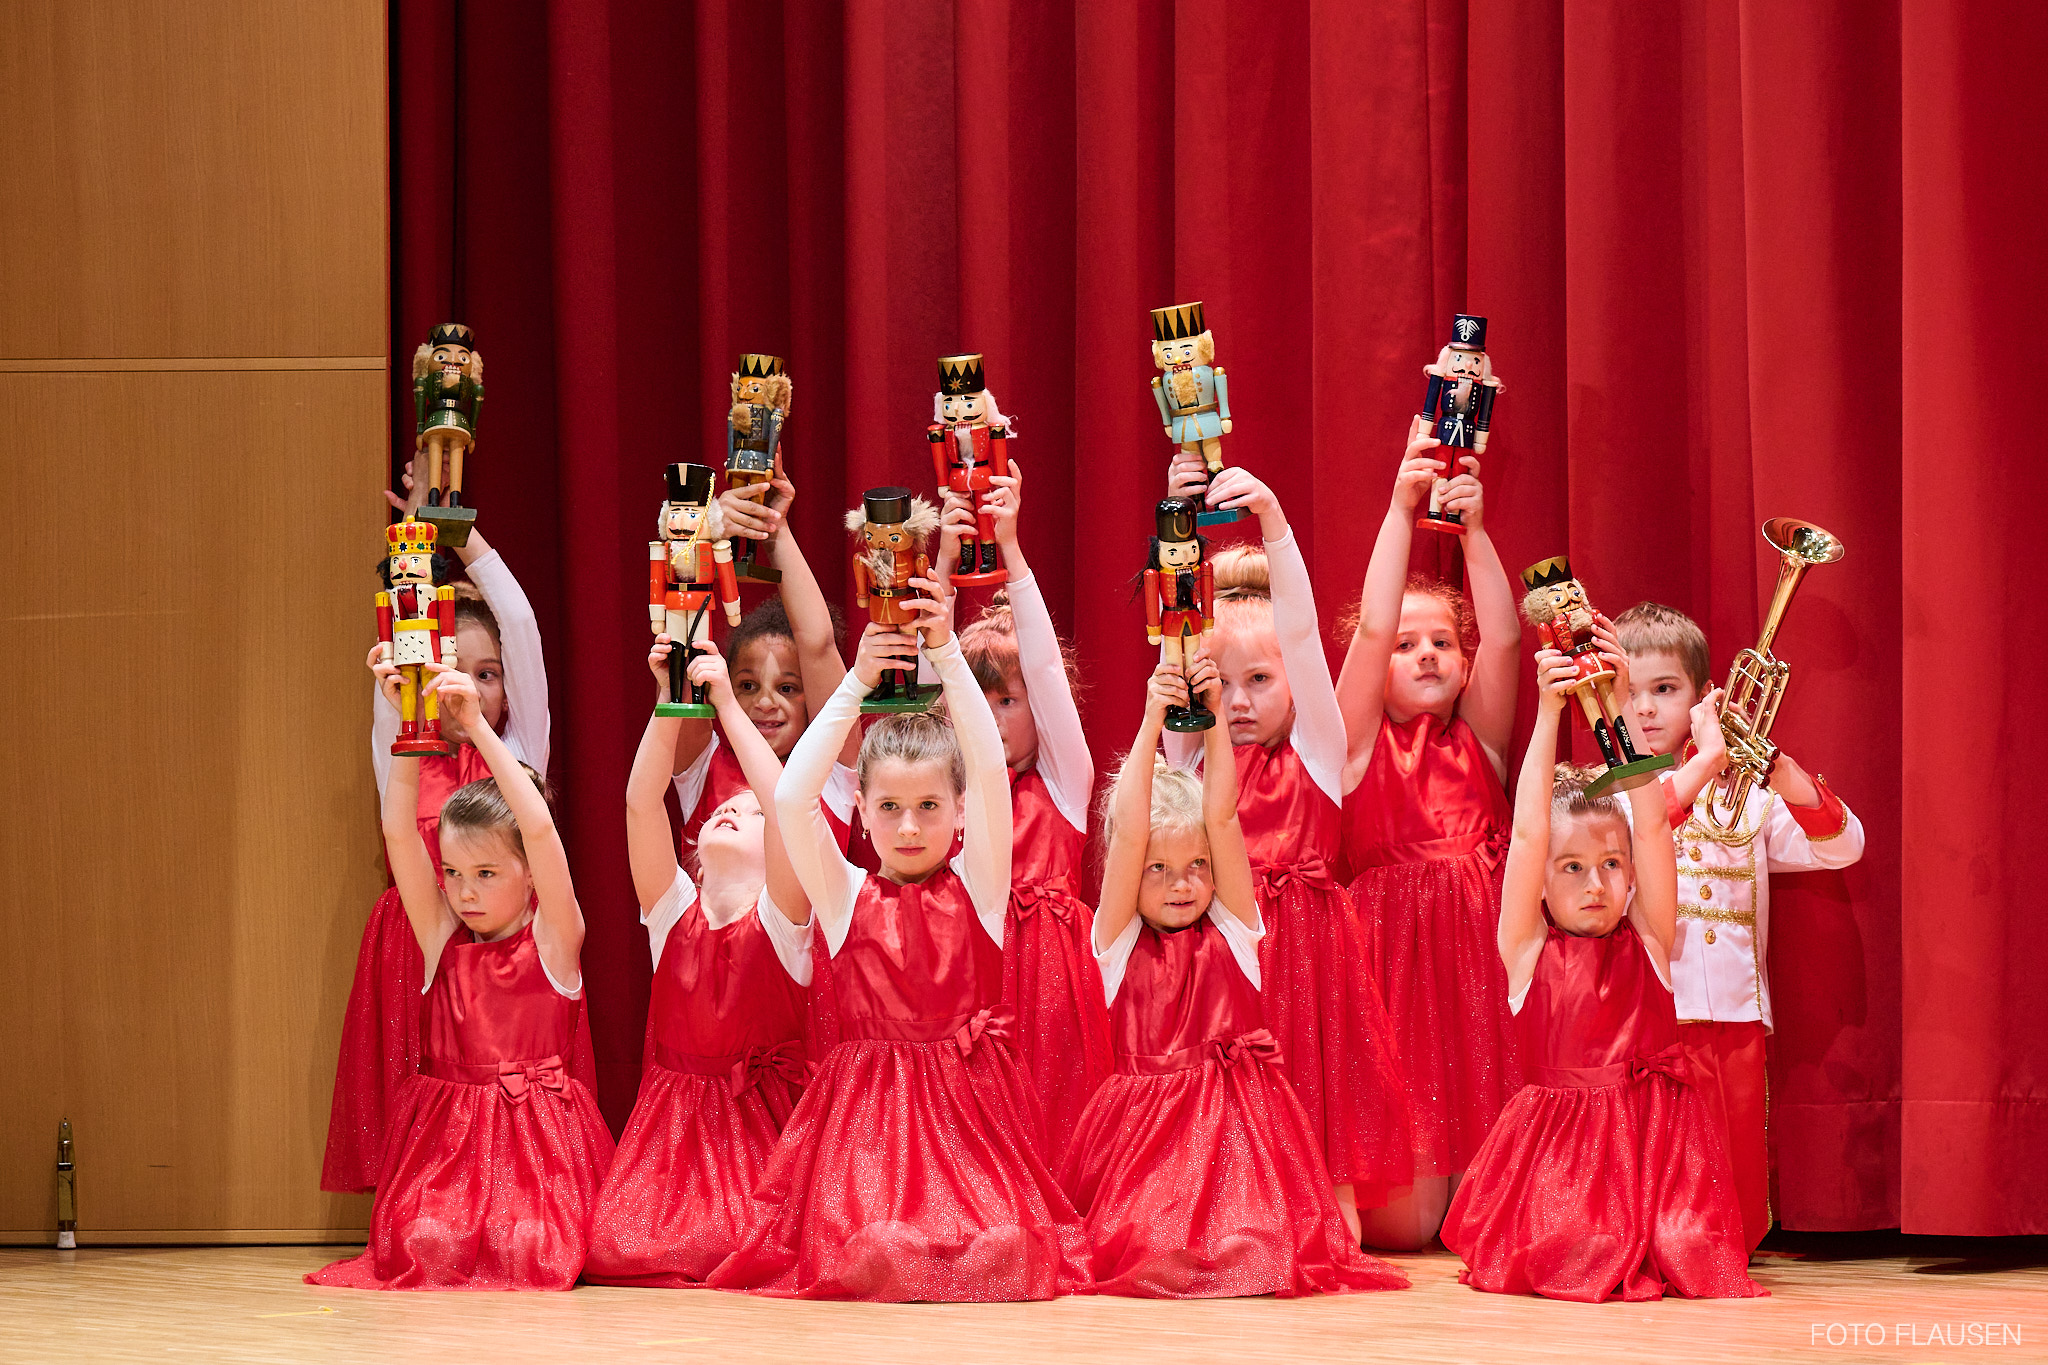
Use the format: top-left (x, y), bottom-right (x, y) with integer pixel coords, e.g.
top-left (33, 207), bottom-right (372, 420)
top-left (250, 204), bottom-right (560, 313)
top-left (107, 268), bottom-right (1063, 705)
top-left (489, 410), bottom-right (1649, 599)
top-left (1007, 569), bottom-right (1091, 832)
top-left (371, 547), bottom-right (551, 793)
top-left (1162, 527), bottom-right (1348, 805)
top-left (769, 637), bottom-right (1013, 957)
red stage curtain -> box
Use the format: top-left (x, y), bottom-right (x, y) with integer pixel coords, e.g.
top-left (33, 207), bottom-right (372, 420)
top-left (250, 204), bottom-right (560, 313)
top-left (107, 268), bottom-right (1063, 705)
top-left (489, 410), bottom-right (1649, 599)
top-left (388, 0), bottom-right (2045, 1234)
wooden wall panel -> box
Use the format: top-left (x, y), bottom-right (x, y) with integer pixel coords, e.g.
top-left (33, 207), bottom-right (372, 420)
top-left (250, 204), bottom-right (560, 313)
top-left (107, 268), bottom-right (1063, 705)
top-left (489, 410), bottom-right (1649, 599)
top-left (0, 1), bottom-right (385, 360)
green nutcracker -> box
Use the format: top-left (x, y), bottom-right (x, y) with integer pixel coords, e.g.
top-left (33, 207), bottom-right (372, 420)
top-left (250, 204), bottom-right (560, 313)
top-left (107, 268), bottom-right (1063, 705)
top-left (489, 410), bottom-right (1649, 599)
top-left (413, 323), bottom-right (484, 547)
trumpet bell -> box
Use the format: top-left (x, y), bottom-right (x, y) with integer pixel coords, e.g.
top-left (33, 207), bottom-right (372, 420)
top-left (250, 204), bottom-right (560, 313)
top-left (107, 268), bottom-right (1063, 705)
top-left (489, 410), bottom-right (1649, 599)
top-left (1763, 517), bottom-right (1845, 567)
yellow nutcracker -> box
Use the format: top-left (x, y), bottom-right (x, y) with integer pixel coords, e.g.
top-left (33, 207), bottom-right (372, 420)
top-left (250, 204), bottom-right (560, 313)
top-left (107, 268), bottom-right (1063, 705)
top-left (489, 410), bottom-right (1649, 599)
top-left (377, 519), bottom-right (458, 756)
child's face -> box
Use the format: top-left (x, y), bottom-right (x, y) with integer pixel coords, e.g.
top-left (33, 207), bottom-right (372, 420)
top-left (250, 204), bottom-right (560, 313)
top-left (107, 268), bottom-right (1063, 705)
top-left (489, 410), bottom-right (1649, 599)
top-left (732, 635), bottom-right (807, 758)
top-left (697, 789), bottom-right (768, 882)
top-left (1212, 625), bottom-right (1295, 749)
top-left (1136, 825), bottom-right (1214, 932)
top-left (1624, 650), bottom-right (1701, 758)
top-left (982, 665), bottom-right (1039, 773)
top-left (1383, 593), bottom-right (1468, 721)
top-left (440, 621), bottom-right (505, 745)
top-left (438, 826), bottom-right (533, 941)
top-left (1543, 812), bottom-right (1633, 938)
top-left (859, 758), bottom-right (965, 882)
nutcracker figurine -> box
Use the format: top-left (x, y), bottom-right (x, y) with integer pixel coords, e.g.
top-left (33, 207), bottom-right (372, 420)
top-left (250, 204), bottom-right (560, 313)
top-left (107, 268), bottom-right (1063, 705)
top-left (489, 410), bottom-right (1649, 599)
top-left (1519, 556), bottom-right (1675, 794)
top-left (926, 353), bottom-right (1013, 586)
top-left (1413, 313), bottom-right (1502, 535)
top-left (1150, 301), bottom-right (1241, 526)
top-left (847, 486), bottom-right (939, 713)
top-left (725, 352), bottom-right (791, 584)
top-left (377, 518), bottom-right (458, 756)
top-left (412, 323), bottom-right (484, 547)
top-left (1143, 496), bottom-right (1217, 732)
top-left (650, 463), bottom-right (743, 718)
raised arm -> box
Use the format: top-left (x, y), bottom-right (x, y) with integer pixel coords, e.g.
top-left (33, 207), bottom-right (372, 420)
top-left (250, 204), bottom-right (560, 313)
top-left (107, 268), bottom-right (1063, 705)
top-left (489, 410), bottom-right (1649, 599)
top-left (1192, 653), bottom-right (1257, 927)
top-left (1096, 664), bottom-right (1177, 952)
top-left (1336, 432), bottom-right (1445, 787)
top-left (921, 595), bottom-right (1013, 927)
top-left (776, 633), bottom-right (886, 948)
top-left (990, 463), bottom-right (1093, 829)
top-left (380, 748), bottom-right (461, 968)
top-left (458, 529), bottom-right (552, 772)
top-left (1500, 650), bottom-right (1576, 999)
top-left (627, 639), bottom-right (686, 912)
top-left (1442, 458), bottom-right (1517, 780)
top-left (1626, 761), bottom-right (1678, 965)
top-left (697, 643), bottom-right (810, 923)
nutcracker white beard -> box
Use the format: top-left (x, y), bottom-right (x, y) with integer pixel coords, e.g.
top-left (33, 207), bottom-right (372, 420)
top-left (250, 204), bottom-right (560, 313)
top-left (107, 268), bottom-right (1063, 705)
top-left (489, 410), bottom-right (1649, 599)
top-left (1168, 367), bottom-right (1200, 408)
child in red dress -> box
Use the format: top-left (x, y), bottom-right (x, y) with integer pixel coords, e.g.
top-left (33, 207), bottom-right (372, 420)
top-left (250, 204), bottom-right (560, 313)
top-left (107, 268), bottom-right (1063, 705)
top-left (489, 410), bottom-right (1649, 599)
top-left (707, 586), bottom-right (1091, 1301)
top-left (1163, 466), bottom-right (1414, 1242)
top-left (308, 665), bottom-right (614, 1291)
top-left (1441, 646), bottom-right (1763, 1303)
top-left (581, 639), bottom-right (816, 1286)
top-left (944, 461), bottom-right (1112, 1168)
top-left (1335, 434), bottom-right (1524, 1248)
top-left (323, 518), bottom-right (598, 1194)
top-left (1063, 656), bottom-right (1410, 1298)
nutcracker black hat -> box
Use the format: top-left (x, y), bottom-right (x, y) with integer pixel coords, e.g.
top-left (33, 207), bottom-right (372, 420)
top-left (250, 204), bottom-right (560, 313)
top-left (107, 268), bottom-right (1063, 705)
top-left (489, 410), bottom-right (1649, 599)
top-left (1447, 314), bottom-right (1488, 351)
top-left (1520, 555), bottom-right (1575, 591)
top-left (429, 322), bottom-right (474, 350)
top-left (863, 486), bottom-right (914, 525)
top-left (1155, 497), bottom-right (1202, 543)
top-left (738, 353), bottom-right (785, 378)
top-left (666, 462), bottom-right (715, 506)
top-left (1151, 302), bottom-right (1207, 343)
top-left (937, 354), bottom-right (986, 396)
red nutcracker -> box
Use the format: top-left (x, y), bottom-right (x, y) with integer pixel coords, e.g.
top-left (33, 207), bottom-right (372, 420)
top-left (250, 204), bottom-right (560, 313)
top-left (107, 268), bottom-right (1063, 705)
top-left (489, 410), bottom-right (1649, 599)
top-left (649, 462), bottom-right (742, 718)
top-left (377, 518), bottom-right (458, 756)
top-left (847, 486), bottom-right (938, 713)
top-left (1519, 555), bottom-right (1674, 794)
top-left (1142, 496), bottom-right (1216, 732)
top-left (926, 353), bottom-right (1013, 587)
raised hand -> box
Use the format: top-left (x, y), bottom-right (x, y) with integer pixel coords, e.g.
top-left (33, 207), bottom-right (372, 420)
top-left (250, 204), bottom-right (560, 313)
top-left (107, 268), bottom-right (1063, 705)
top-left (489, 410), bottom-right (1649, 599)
top-left (1437, 454), bottom-right (1485, 531)
top-left (1392, 431), bottom-right (1447, 513)
top-left (935, 490), bottom-right (976, 587)
top-left (685, 640), bottom-right (735, 709)
top-left (1167, 450), bottom-right (1209, 500)
top-left (906, 575), bottom-right (954, 650)
top-left (424, 663), bottom-right (483, 730)
top-left (368, 641), bottom-right (405, 709)
top-left (1534, 648), bottom-right (1579, 712)
top-left (1590, 612), bottom-right (1630, 698)
top-left (1145, 660), bottom-right (1190, 721)
top-left (383, 457), bottom-right (424, 519)
top-left (986, 463), bottom-right (1022, 551)
top-left (1186, 648), bottom-right (1222, 709)
top-left (853, 621), bottom-right (920, 691)
top-left (1690, 686), bottom-right (1729, 775)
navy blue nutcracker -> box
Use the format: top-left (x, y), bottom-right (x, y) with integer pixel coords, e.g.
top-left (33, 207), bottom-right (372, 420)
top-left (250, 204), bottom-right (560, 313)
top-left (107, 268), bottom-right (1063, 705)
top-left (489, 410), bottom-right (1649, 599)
top-left (1412, 314), bottom-right (1504, 536)
top-left (725, 353), bottom-right (791, 583)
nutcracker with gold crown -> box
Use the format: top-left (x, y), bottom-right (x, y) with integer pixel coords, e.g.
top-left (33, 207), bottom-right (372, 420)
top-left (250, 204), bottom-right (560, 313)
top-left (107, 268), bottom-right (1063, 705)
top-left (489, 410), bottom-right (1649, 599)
top-left (847, 486), bottom-right (939, 713)
top-left (1413, 314), bottom-right (1502, 535)
top-left (1519, 556), bottom-right (1673, 794)
top-left (1150, 301), bottom-right (1241, 526)
top-left (1143, 496), bottom-right (1217, 732)
top-left (377, 519), bottom-right (458, 756)
top-left (725, 352), bottom-right (791, 584)
top-left (926, 353), bottom-right (1013, 586)
top-left (412, 323), bottom-right (484, 547)
top-left (650, 463), bottom-right (742, 718)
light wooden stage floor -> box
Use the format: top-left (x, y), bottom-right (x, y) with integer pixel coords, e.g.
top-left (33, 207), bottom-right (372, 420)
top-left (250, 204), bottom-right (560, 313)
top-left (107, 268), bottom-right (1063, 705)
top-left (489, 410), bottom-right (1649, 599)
top-left (0, 1238), bottom-right (2040, 1365)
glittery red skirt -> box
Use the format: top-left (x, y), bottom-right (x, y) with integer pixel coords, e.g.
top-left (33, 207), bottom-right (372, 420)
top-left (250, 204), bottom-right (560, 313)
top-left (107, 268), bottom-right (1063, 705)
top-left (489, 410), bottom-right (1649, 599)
top-left (1060, 1037), bottom-right (1410, 1298)
top-left (1442, 1072), bottom-right (1765, 1302)
top-left (1001, 885), bottom-right (1113, 1168)
top-left (306, 1068), bottom-right (615, 1291)
top-left (322, 888), bottom-right (602, 1194)
top-left (1350, 845), bottom-right (1524, 1176)
top-left (1253, 870), bottom-right (1415, 1202)
top-left (706, 1026), bottom-right (1091, 1301)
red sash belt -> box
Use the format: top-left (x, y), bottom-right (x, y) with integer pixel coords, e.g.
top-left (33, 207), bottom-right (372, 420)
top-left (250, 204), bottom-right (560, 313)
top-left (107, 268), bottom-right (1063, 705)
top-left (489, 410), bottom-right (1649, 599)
top-left (1118, 1028), bottom-right (1283, 1076)
top-left (841, 1003), bottom-right (1018, 1056)
top-left (426, 1053), bottom-right (571, 1104)
top-left (653, 1038), bottom-right (812, 1097)
top-left (1535, 1043), bottom-right (1692, 1090)
top-left (1352, 824), bottom-right (1509, 872)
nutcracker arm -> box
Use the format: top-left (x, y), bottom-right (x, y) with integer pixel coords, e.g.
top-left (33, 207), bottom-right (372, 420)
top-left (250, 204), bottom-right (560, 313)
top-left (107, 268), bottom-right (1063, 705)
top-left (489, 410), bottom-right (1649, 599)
top-left (1199, 561), bottom-right (1216, 628)
top-left (412, 377), bottom-right (428, 434)
top-left (648, 542), bottom-right (667, 626)
top-left (713, 539), bottom-right (741, 625)
top-left (436, 586), bottom-right (458, 663)
top-left (929, 431), bottom-right (951, 487)
top-left (469, 382), bottom-right (483, 432)
top-left (1151, 378), bottom-right (1172, 423)
top-left (764, 409), bottom-right (783, 462)
top-left (1473, 380), bottom-right (1497, 432)
top-left (852, 556), bottom-right (872, 608)
top-left (375, 590), bottom-right (395, 646)
top-left (1422, 372), bottom-right (1446, 419)
top-left (1213, 367), bottom-right (1230, 422)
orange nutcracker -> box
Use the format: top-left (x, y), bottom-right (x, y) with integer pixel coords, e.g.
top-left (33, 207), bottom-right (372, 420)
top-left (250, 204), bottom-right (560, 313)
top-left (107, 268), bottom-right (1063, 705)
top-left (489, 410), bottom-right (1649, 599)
top-left (1142, 496), bottom-right (1216, 732)
top-left (377, 519), bottom-right (458, 756)
top-left (1519, 555), bottom-right (1674, 794)
top-left (847, 486), bottom-right (938, 713)
top-left (650, 462), bottom-right (742, 718)
top-left (926, 353), bottom-right (1013, 586)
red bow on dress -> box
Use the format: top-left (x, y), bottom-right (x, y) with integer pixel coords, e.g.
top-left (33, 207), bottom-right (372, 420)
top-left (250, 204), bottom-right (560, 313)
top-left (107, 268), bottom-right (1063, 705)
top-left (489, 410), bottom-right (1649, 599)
top-left (495, 1055), bottom-right (569, 1104)
top-left (1257, 859), bottom-right (1338, 894)
top-left (1010, 882), bottom-right (1077, 923)
top-left (1214, 1029), bottom-right (1283, 1069)
top-left (1627, 1044), bottom-right (1693, 1086)
top-left (953, 1005), bottom-right (1015, 1058)
top-left (730, 1040), bottom-right (813, 1097)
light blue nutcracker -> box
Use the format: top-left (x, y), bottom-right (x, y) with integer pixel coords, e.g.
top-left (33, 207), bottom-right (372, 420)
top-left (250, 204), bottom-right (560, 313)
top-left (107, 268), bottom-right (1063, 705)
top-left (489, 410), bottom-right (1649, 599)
top-left (1150, 301), bottom-right (1238, 523)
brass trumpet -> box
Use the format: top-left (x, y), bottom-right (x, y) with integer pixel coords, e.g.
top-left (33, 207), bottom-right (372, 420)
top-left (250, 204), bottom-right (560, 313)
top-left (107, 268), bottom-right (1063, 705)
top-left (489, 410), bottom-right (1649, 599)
top-left (1706, 517), bottom-right (1845, 832)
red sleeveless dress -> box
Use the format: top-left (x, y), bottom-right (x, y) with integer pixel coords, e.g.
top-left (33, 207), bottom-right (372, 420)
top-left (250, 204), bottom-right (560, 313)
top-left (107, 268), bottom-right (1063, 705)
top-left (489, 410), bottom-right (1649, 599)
top-left (1236, 743), bottom-right (1414, 1203)
top-left (1442, 922), bottom-right (1763, 1302)
top-left (707, 868), bottom-right (1091, 1300)
top-left (1002, 768), bottom-right (1112, 1167)
top-left (1344, 712), bottom-right (1523, 1176)
top-left (322, 748), bottom-right (599, 1193)
top-left (1061, 916), bottom-right (1410, 1297)
top-left (307, 923), bottom-right (616, 1290)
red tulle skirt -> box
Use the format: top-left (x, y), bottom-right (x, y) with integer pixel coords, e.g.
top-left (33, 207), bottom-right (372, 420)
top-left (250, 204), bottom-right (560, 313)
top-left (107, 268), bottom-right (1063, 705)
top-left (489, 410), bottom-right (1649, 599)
top-left (1442, 1074), bottom-right (1765, 1302)
top-left (582, 1059), bottom-right (804, 1287)
top-left (1061, 1044), bottom-right (1411, 1298)
top-left (1351, 850), bottom-right (1524, 1176)
top-left (706, 1035), bottom-right (1092, 1301)
top-left (1257, 878), bottom-right (1415, 1202)
top-left (322, 888), bottom-right (602, 1194)
top-left (1002, 890), bottom-right (1113, 1168)
top-left (306, 1071), bottom-right (616, 1291)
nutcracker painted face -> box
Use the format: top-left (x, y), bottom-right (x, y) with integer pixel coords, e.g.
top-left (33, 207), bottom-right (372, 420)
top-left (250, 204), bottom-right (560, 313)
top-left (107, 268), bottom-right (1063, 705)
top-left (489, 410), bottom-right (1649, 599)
top-left (1156, 337), bottom-right (1201, 366)
top-left (662, 500), bottom-right (706, 540)
top-left (389, 549), bottom-right (435, 585)
top-left (1536, 580), bottom-right (1593, 635)
top-left (733, 374), bottom-right (773, 406)
top-left (1442, 346), bottom-right (1486, 381)
top-left (1158, 538), bottom-right (1202, 571)
top-left (864, 522), bottom-right (914, 553)
top-left (432, 344), bottom-right (471, 386)
top-left (939, 389), bottom-right (990, 424)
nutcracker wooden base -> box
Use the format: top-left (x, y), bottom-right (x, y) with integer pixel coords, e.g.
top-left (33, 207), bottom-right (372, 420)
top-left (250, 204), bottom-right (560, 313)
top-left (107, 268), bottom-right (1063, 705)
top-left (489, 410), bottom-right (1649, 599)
top-left (860, 676), bottom-right (934, 714)
top-left (1416, 510), bottom-right (1467, 536)
top-left (735, 560), bottom-right (783, 585)
top-left (949, 569), bottom-right (1009, 588)
top-left (654, 701), bottom-right (717, 719)
top-left (1195, 506), bottom-right (1247, 527)
top-left (1163, 706), bottom-right (1217, 732)
top-left (419, 504), bottom-right (477, 548)
top-left (1584, 751), bottom-right (1677, 797)
top-left (390, 734), bottom-right (456, 757)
